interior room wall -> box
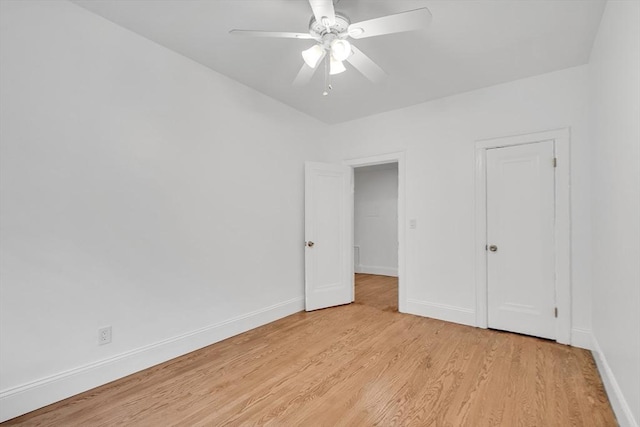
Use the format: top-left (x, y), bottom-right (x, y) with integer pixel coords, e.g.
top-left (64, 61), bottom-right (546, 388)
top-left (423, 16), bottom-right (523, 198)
top-left (2, 0), bottom-right (637, 424)
top-left (354, 164), bottom-right (398, 277)
top-left (588, 1), bottom-right (640, 425)
top-left (325, 65), bottom-right (592, 343)
top-left (0, 0), bottom-right (327, 421)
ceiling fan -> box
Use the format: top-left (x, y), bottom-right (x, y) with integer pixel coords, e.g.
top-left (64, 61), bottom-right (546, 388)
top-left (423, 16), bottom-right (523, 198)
top-left (230, 0), bottom-right (432, 94)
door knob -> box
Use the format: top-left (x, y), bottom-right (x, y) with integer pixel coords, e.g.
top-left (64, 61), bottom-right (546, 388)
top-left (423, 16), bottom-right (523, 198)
top-left (489, 245), bottom-right (498, 252)
top-left (306, 241), bottom-right (315, 247)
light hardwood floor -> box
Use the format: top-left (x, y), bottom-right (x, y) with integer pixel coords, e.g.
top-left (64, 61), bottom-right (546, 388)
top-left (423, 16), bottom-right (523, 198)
top-left (4, 274), bottom-right (616, 426)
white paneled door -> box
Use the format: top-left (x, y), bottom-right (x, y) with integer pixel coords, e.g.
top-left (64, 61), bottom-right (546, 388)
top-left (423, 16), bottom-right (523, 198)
top-left (304, 162), bottom-right (353, 311)
top-left (486, 141), bottom-right (556, 340)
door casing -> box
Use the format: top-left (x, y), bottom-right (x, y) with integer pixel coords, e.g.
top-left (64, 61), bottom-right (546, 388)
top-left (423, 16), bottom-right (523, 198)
top-left (475, 128), bottom-right (571, 344)
top-left (344, 152), bottom-right (406, 312)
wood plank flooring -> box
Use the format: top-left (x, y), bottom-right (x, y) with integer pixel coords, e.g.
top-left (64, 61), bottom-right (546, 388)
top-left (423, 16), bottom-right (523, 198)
top-left (4, 274), bottom-right (616, 426)
top-left (354, 273), bottom-right (398, 312)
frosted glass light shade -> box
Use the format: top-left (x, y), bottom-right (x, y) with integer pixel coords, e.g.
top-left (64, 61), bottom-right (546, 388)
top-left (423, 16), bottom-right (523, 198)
top-left (330, 39), bottom-right (351, 62)
top-left (301, 45), bottom-right (326, 69)
top-left (329, 56), bottom-right (346, 75)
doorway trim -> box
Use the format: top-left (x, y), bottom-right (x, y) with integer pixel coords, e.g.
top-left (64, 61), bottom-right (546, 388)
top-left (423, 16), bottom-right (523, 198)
top-left (474, 128), bottom-right (571, 344)
top-left (344, 152), bottom-right (406, 312)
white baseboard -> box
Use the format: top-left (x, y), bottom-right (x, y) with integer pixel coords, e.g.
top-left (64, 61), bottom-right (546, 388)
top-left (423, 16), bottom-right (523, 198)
top-left (355, 264), bottom-right (398, 277)
top-left (405, 298), bottom-right (476, 327)
top-left (570, 327), bottom-right (593, 350)
top-left (0, 297), bottom-right (304, 423)
top-left (592, 334), bottom-right (638, 427)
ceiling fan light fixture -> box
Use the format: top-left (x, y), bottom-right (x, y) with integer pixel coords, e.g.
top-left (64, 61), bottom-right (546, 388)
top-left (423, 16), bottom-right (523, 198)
top-left (329, 56), bottom-right (346, 75)
top-left (330, 39), bottom-right (352, 62)
top-left (302, 44), bottom-right (326, 69)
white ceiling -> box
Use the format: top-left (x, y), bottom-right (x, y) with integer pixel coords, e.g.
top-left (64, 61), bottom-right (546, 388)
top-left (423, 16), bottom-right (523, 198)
top-left (72, 0), bottom-right (605, 124)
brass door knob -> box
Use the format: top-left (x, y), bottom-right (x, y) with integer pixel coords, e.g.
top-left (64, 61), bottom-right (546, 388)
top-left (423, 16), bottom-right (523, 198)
top-left (489, 245), bottom-right (498, 252)
top-left (306, 241), bottom-right (315, 247)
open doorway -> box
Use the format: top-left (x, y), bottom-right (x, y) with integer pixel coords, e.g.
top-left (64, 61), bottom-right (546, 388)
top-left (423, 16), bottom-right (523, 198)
top-left (304, 153), bottom-right (405, 313)
top-left (353, 163), bottom-right (399, 312)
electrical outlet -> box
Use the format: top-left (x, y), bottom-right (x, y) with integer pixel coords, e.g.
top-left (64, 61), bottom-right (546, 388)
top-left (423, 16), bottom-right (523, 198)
top-left (98, 326), bottom-right (112, 345)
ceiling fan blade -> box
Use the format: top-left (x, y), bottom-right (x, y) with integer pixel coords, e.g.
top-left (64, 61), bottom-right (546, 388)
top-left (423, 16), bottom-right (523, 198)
top-left (229, 30), bottom-right (316, 40)
top-left (346, 46), bottom-right (386, 83)
top-left (308, 0), bottom-right (336, 27)
top-left (293, 63), bottom-right (319, 86)
top-left (348, 8), bottom-right (432, 39)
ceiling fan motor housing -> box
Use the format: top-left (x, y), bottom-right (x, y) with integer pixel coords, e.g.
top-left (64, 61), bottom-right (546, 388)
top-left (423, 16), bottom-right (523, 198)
top-left (309, 13), bottom-right (351, 41)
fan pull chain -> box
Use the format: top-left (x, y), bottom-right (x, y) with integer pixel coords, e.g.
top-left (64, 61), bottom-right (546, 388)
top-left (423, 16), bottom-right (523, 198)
top-left (323, 53), bottom-right (332, 96)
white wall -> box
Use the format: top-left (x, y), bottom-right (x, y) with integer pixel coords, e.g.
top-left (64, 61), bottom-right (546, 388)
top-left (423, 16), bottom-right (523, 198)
top-left (0, 0), bottom-right (326, 421)
top-left (2, 0), bottom-right (636, 424)
top-left (588, 1), bottom-right (640, 426)
top-left (327, 66), bottom-right (592, 338)
top-left (354, 164), bottom-right (398, 277)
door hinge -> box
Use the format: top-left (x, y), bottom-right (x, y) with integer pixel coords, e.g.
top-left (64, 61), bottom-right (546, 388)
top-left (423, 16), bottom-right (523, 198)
top-left (553, 157), bottom-right (557, 168)
top-left (554, 307), bottom-right (558, 318)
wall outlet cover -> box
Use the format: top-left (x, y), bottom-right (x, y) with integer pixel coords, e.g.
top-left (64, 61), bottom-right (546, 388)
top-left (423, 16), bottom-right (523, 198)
top-left (98, 326), bottom-right (112, 345)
